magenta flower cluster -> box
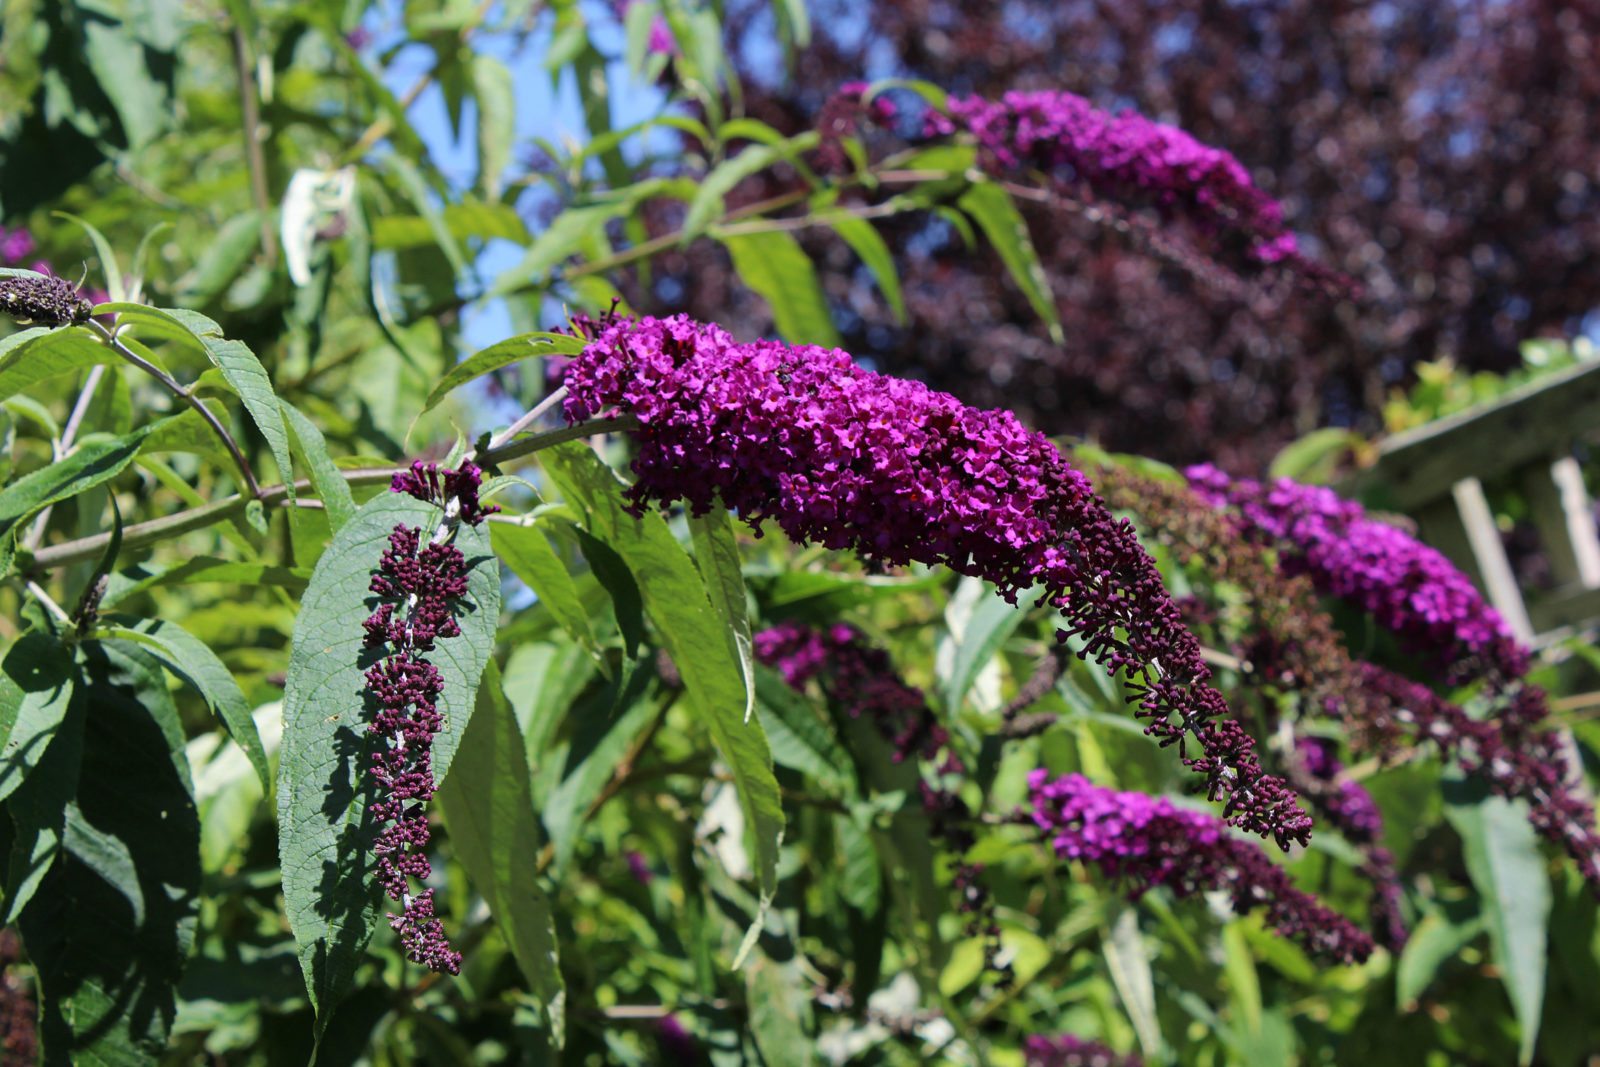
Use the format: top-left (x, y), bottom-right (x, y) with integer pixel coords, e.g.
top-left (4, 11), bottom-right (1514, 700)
top-left (0, 225), bottom-right (36, 266)
top-left (925, 90), bottom-right (1298, 265)
top-left (1359, 665), bottom-right (1600, 892)
top-left (1027, 771), bottom-right (1374, 964)
top-left (1025, 1035), bottom-right (1142, 1067)
top-left (360, 460), bottom-right (491, 974)
top-left (562, 314), bottom-right (1310, 846)
top-left (1185, 465), bottom-right (1530, 684)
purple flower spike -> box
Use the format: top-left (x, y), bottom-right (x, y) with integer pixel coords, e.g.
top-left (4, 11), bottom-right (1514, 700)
top-left (1185, 465), bottom-right (1529, 685)
top-left (563, 314), bottom-right (1311, 847)
top-left (927, 90), bottom-right (1301, 268)
top-left (1027, 771), bottom-right (1374, 964)
top-left (359, 460), bottom-right (494, 975)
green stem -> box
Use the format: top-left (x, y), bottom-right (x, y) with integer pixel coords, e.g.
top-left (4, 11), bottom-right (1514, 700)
top-left (91, 319), bottom-right (264, 499)
top-left (27, 415), bottom-right (636, 572)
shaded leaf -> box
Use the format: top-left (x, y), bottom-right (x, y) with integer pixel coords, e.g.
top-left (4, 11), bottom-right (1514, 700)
top-left (438, 664), bottom-right (565, 1046)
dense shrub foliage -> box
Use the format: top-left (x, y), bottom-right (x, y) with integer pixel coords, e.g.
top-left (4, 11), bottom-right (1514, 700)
top-left (0, 2), bottom-right (1596, 1065)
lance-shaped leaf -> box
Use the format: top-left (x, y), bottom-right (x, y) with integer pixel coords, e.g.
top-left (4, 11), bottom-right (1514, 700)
top-left (282, 400), bottom-right (356, 534)
top-left (0, 326), bottom-right (116, 405)
top-left (492, 519), bottom-right (606, 671)
top-left (89, 615), bottom-right (270, 792)
top-left (421, 333), bottom-right (585, 417)
top-left (0, 632), bottom-right (79, 805)
top-left (1, 634), bottom-right (84, 925)
top-left (958, 181), bottom-right (1063, 343)
top-left (19, 640), bottom-right (198, 1066)
top-left (438, 665), bottom-right (565, 1046)
top-left (100, 303), bottom-right (296, 505)
top-left (277, 493), bottom-right (499, 1024)
top-left (689, 501), bottom-right (754, 722)
top-left (541, 442), bottom-right (784, 910)
top-left (720, 230), bottom-right (841, 348)
top-left (0, 416), bottom-right (171, 545)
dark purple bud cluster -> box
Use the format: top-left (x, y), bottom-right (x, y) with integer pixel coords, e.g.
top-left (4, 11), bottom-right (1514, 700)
top-left (0, 272), bottom-right (93, 327)
top-left (755, 622), bottom-right (961, 775)
top-left (1025, 1035), bottom-right (1142, 1067)
top-left (924, 90), bottom-right (1304, 270)
top-left (361, 460), bottom-right (492, 974)
top-left (1027, 771), bottom-right (1375, 964)
top-left (1292, 737), bottom-right (1408, 949)
top-left (563, 314), bottom-right (1311, 847)
top-left (1185, 465), bottom-right (1530, 685)
top-left (391, 459), bottom-right (500, 526)
top-left (1358, 665), bottom-right (1600, 892)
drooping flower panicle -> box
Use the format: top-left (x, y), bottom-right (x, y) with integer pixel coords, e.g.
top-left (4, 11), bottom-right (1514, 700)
top-left (564, 314), bottom-right (1311, 846)
top-left (1185, 465), bottom-right (1529, 685)
top-left (1027, 771), bottom-right (1374, 964)
top-left (925, 90), bottom-right (1300, 267)
top-left (361, 459), bottom-right (492, 974)
top-left (1358, 666), bottom-right (1600, 891)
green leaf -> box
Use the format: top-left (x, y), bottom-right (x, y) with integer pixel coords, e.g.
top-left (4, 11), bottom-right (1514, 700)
top-left (541, 442), bottom-right (784, 909)
top-left (1445, 784), bottom-right (1551, 1064)
top-left (753, 666), bottom-right (852, 792)
top-left (473, 54), bottom-right (516, 200)
top-left (421, 333), bottom-right (584, 417)
top-left (102, 558), bottom-right (309, 608)
top-left (1104, 903), bottom-right (1164, 1060)
top-left (491, 181), bottom-right (677, 297)
top-left (683, 137), bottom-right (812, 242)
top-left (1267, 427), bottom-right (1364, 485)
top-left (689, 501), bottom-right (754, 723)
top-left (0, 632), bottom-right (79, 806)
top-left (90, 615), bottom-right (270, 792)
top-left (278, 493), bottom-right (499, 1023)
top-left (101, 304), bottom-right (298, 507)
top-left (52, 212), bottom-right (125, 302)
top-left (282, 400), bottom-right (356, 534)
top-left (720, 230), bottom-right (840, 348)
top-left (957, 181), bottom-right (1062, 343)
top-left (941, 580), bottom-right (1044, 713)
top-left (1396, 906), bottom-right (1486, 1009)
top-left (0, 326), bottom-right (115, 405)
top-left (745, 953), bottom-right (813, 1067)
top-left (825, 213), bottom-right (906, 324)
top-left (0, 418), bottom-right (169, 545)
top-left (371, 199), bottom-right (532, 250)
top-left (438, 664), bottom-right (565, 1046)
top-left (20, 640), bottom-right (198, 1066)
top-left (492, 520), bottom-right (606, 670)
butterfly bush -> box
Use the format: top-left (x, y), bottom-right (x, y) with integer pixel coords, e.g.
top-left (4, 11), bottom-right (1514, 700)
top-left (1293, 737), bottom-right (1408, 949)
top-left (1025, 1034), bottom-right (1143, 1067)
top-left (1358, 666), bottom-right (1600, 891)
top-left (924, 90), bottom-right (1300, 267)
top-left (1093, 465), bottom-right (1409, 942)
top-left (360, 460), bottom-right (496, 974)
top-left (563, 314), bottom-right (1311, 847)
top-left (1097, 462), bottom-right (1600, 899)
top-left (1027, 771), bottom-right (1374, 964)
top-left (1185, 465), bottom-right (1530, 684)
